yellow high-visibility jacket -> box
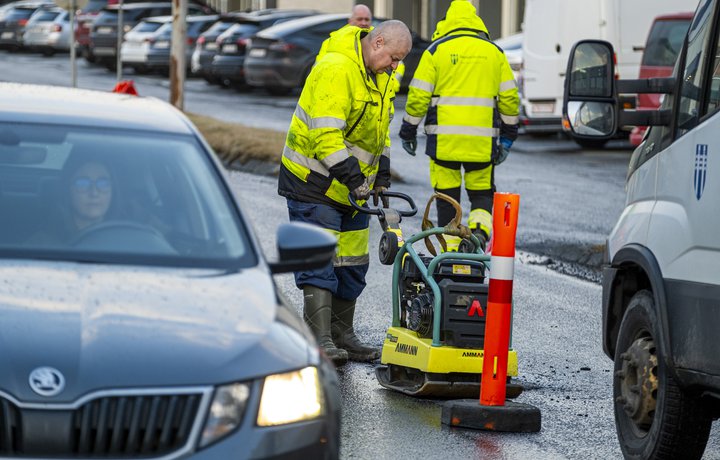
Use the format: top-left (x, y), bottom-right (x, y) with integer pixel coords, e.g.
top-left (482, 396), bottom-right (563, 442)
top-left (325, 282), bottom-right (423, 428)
top-left (317, 26), bottom-right (404, 95)
top-left (278, 25), bottom-right (394, 209)
top-left (404, 0), bottom-right (519, 163)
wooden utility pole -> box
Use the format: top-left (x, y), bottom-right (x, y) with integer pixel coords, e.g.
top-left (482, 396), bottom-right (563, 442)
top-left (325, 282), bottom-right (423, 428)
top-left (170, 0), bottom-right (187, 109)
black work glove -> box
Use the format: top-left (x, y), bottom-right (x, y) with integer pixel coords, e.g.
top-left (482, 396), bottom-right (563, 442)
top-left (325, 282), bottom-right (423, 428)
top-left (399, 120), bottom-right (418, 156)
top-left (372, 185), bottom-right (389, 208)
top-left (351, 179), bottom-right (371, 200)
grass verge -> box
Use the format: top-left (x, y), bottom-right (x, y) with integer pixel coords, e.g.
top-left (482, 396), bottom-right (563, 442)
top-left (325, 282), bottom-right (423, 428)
top-left (187, 112), bottom-right (285, 166)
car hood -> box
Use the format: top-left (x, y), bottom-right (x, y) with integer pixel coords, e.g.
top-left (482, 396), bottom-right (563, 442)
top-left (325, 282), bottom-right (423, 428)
top-left (0, 260), bottom-right (314, 403)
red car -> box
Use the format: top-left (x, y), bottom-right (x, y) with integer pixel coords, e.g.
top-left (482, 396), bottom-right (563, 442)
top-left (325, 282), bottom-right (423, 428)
top-left (630, 12), bottom-right (693, 146)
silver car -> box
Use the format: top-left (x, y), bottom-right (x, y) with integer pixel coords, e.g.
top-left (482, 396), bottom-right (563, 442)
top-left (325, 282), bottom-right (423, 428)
top-left (21, 5), bottom-right (70, 55)
top-left (0, 82), bottom-right (341, 459)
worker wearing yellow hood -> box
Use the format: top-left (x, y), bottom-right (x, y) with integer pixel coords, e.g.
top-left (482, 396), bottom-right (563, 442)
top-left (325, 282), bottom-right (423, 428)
top-left (399, 0), bottom-right (519, 250)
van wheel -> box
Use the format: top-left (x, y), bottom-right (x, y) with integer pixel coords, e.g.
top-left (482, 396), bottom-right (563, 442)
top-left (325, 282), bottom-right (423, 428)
top-left (613, 290), bottom-right (711, 460)
top-left (574, 138), bottom-right (607, 149)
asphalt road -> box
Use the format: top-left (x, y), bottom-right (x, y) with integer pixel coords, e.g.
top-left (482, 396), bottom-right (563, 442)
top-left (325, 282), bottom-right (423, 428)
top-left (3, 51), bottom-right (720, 459)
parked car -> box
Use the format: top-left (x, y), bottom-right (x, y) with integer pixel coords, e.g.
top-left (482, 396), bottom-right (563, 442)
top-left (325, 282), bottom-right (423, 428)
top-left (629, 12), bottom-right (693, 146)
top-left (244, 14), bottom-right (352, 95)
top-left (75, 0), bottom-right (116, 63)
top-left (76, 0), bottom-right (198, 63)
top-left (563, 0), bottom-right (720, 456)
top-left (208, 9), bottom-right (316, 89)
top-left (0, 81), bottom-right (341, 458)
top-left (119, 14), bottom-right (171, 72)
top-left (123, 14), bottom-right (218, 74)
top-left (88, 1), bottom-right (209, 69)
top-left (0, 0), bottom-right (51, 51)
top-left (244, 14), bottom-right (427, 95)
top-left (21, 5), bottom-right (70, 56)
top-left (190, 12), bottom-right (248, 83)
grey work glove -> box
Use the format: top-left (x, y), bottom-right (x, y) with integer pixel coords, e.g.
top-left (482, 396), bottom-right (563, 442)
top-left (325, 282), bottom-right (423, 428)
top-left (372, 185), bottom-right (389, 208)
top-left (493, 137), bottom-right (513, 165)
top-left (402, 139), bottom-right (417, 156)
top-left (351, 179), bottom-right (371, 201)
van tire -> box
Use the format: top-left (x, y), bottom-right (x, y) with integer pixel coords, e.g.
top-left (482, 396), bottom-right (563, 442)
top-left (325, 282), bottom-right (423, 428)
top-left (613, 290), bottom-right (711, 459)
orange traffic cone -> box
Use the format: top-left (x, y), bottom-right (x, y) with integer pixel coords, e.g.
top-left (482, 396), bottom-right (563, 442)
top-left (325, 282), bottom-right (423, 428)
top-left (441, 192), bottom-right (541, 432)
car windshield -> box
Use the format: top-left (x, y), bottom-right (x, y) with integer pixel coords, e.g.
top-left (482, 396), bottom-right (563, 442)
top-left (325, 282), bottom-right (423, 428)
top-left (28, 9), bottom-right (60, 22)
top-left (133, 20), bottom-right (166, 33)
top-left (0, 123), bottom-right (255, 269)
top-left (225, 22), bottom-right (259, 37)
top-left (5, 7), bottom-right (36, 20)
top-left (642, 19), bottom-right (692, 67)
top-left (80, 0), bottom-right (107, 14)
top-left (204, 19), bottom-right (232, 35)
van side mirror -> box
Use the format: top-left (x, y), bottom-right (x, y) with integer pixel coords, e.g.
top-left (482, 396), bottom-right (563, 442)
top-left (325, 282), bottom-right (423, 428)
top-left (566, 101), bottom-right (615, 136)
top-left (269, 222), bottom-right (336, 274)
top-left (568, 41), bottom-right (614, 98)
top-left (564, 40), bottom-right (617, 139)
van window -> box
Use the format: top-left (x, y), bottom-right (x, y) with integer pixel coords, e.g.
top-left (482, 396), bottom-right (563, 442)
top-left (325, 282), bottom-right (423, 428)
top-left (676, 0), bottom-right (714, 136)
top-left (706, 30), bottom-right (720, 113)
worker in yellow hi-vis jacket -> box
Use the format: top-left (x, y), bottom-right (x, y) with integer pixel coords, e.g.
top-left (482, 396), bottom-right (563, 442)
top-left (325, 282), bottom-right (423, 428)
top-left (399, 0), bottom-right (520, 251)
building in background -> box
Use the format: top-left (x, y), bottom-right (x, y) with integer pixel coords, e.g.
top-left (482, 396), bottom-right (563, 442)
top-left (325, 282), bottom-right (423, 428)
top-left (206, 0), bottom-right (524, 39)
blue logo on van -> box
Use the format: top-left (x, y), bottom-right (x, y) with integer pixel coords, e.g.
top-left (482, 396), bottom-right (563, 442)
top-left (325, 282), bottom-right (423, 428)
top-left (694, 144), bottom-right (708, 200)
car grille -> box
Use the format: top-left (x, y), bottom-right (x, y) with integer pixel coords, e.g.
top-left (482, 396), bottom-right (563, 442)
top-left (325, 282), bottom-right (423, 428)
top-left (0, 392), bottom-right (205, 458)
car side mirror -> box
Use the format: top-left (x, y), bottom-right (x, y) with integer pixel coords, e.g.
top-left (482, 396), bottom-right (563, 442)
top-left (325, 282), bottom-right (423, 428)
top-left (269, 222), bottom-right (336, 274)
top-left (564, 40), bottom-right (617, 139)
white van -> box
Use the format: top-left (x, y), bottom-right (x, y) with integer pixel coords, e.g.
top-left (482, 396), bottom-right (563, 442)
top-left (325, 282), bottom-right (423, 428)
top-left (521, 0), bottom-right (690, 144)
top-left (563, 0), bottom-right (719, 457)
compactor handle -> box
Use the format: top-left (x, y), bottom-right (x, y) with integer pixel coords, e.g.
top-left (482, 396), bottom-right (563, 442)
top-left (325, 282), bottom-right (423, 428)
top-left (348, 191), bottom-right (417, 217)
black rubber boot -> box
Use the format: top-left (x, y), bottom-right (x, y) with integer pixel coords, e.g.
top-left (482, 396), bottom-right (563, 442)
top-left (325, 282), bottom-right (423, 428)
top-left (331, 296), bottom-right (381, 362)
top-left (459, 229), bottom-right (487, 253)
top-left (303, 286), bottom-right (348, 367)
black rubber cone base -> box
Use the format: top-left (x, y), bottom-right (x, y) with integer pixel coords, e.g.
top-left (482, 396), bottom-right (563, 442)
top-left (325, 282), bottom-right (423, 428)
top-left (441, 399), bottom-right (541, 432)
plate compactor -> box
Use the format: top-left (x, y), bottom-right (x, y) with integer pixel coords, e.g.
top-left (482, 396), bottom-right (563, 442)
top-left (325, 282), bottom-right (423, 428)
top-left (351, 192), bottom-right (522, 399)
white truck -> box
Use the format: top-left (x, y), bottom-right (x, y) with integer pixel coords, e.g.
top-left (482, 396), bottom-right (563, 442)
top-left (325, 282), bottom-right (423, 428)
top-left (521, 0), bottom-right (691, 145)
top-left (563, 0), bottom-right (720, 457)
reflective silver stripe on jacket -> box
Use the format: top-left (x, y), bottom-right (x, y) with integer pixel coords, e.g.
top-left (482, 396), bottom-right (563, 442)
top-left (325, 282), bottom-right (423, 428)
top-left (409, 78), bottom-right (434, 93)
top-left (500, 113), bottom-right (519, 124)
top-left (345, 142), bottom-right (379, 166)
top-left (424, 125), bottom-right (500, 137)
top-left (333, 254), bottom-right (370, 267)
top-left (294, 105), bottom-right (347, 130)
top-left (283, 145), bottom-right (330, 176)
top-left (321, 147), bottom-right (351, 169)
top-left (403, 114), bottom-right (423, 125)
top-left (430, 96), bottom-right (495, 107)
top-left (382, 147), bottom-right (390, 158)
top-left (499, 79), bottom-right (517, 92)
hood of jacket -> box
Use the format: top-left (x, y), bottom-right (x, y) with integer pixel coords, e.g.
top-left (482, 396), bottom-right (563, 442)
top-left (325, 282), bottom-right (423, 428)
top-left (432, 0), bottom-right (489, 41)
top-left (324, 24), bottom-right (369, 73)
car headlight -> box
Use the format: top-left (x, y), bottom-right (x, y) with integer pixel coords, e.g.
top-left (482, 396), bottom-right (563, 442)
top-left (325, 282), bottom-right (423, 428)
top-left (199, 382), bottom-right (250, 448)
top-left (257, 366), bottom-right (324, 426)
